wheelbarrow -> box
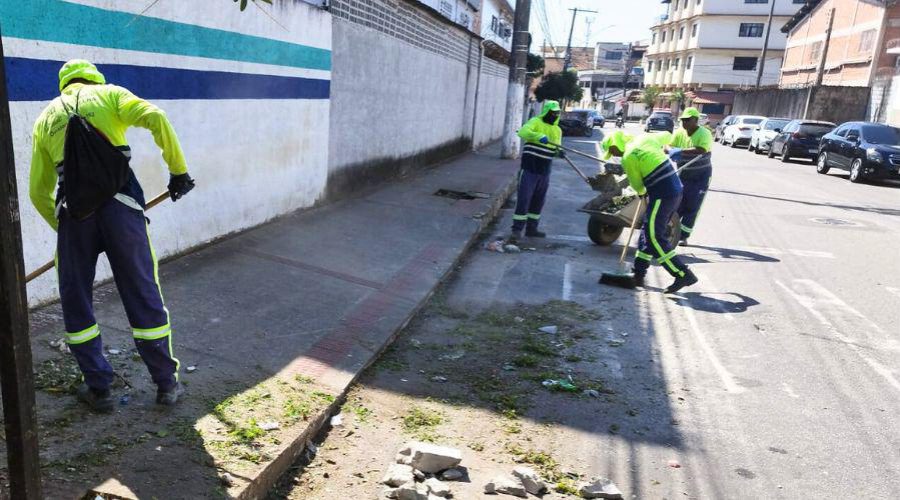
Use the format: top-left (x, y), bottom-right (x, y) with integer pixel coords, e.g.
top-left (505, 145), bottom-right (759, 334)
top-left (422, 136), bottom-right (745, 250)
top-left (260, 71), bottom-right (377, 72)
top-left (554, 144), bottom-right (708, 246)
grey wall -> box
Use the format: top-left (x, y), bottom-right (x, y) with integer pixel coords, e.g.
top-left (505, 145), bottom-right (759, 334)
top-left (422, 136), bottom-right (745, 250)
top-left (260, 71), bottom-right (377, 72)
top-left (733, 86), bottom-right (870, 123)
top-left (326, 0), bottom-right (509, 198)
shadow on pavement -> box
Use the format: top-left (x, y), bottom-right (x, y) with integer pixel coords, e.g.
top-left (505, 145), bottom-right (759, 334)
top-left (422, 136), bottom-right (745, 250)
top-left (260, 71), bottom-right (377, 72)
top-left (683, 245), bottom-right (781, 264)
top-left (710, 188), bottom-right (900, 216)
top-left (667, 292), bottom-right (760, 314)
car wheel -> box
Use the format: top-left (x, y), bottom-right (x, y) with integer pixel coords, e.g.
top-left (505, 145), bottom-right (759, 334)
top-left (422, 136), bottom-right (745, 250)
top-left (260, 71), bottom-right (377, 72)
top-left (780, 147), bottom-right (791, 163)
top-left (816, 153), bottom-right (831, 174)
top-left (849, 158), bottom-right (865, 183)
top-left (767, 145), bottom-right (776, 158)
top-left (714, 133), bottom-right (720, 143)
top-left (748, 141), bottom-right (756, 153)
top-left (730, 137), bottom-right (739, 148)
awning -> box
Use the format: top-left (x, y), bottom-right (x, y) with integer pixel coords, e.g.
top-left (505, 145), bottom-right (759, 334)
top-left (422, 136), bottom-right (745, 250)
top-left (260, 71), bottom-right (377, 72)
top-left (687, 90), bottom-right (734, 105)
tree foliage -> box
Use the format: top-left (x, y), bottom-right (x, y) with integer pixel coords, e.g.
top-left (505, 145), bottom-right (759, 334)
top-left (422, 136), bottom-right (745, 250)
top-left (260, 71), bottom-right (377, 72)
top-left (234, 0), bottom-right (272, 11)
top-left (641, 86), bottom-right (661, 108)
top-left (671, 88), bottom-right (686, 108)
top-left (527, 54), bottom-right (545, 75)
top-left (534, 71), bottom-right (583, 103)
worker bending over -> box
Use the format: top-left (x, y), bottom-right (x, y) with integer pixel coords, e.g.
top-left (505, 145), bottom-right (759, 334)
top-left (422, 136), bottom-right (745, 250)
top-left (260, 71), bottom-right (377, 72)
top-left (30, 60), bottom-right (195, 412)
top-left (601, 130), bottom-right (698, 293)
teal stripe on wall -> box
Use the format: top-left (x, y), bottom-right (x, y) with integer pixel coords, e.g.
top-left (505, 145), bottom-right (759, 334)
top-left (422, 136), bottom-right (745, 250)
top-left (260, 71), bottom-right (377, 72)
top-left (0, 0), bottom-right (331, 71)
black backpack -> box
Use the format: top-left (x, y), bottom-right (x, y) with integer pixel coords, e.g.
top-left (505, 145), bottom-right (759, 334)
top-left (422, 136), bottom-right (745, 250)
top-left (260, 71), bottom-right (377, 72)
top-left (61, 90), bottom-right (130, 220)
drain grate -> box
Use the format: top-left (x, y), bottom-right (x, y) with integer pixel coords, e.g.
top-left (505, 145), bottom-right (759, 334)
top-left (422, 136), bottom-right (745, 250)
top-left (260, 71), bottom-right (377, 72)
top-left (433, 189), bottom-right (490, 200)
top-left (809, 217), bottom-right (863, 227)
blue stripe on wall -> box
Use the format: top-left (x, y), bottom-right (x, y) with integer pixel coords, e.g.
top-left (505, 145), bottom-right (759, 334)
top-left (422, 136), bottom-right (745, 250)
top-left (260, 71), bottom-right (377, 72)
top-left (0, 0), bottom-right (331, 71)
top-left (5, 58), bottom-right (330, 101)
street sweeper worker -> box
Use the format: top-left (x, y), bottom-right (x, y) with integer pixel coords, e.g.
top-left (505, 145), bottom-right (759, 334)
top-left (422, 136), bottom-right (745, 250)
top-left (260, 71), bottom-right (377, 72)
top-left (601, 130), bottom-right (698, 293)
top-left (509, 100), bottom-right (564, 244)
top-left (29, 59), bottom-right (195, 412)
top-left (668, 107), bottom-right (713, 246)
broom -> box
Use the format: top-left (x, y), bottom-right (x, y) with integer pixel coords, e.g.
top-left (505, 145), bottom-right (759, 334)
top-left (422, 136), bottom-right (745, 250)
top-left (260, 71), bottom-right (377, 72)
top-left (598, 197), bottom-right (644, 289)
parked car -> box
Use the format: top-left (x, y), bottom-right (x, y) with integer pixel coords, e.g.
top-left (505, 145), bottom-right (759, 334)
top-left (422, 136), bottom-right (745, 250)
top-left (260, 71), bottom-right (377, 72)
top-left (699, 113), bottom-right (709, 127)
top-left (748, 117), bottom-right (791, 154)
top-left (713, 115), bottom-right (736, 142)
top-left (816, 122), bottom-right (900, 183)
top-left (589, 110), bottom-right (605, 128)
top-left (720, 115), bottom-right (765, 147)
top-left (645, 111), bottom-right (674, 133)
top-left (769, 119), bottom-right (835, 162)
top-left (560, 110), bottom-right (594, 137)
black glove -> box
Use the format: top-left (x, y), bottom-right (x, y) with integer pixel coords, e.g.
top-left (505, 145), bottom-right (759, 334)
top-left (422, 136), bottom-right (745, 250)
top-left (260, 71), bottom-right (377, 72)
top-left (557, 149), bottom-right (567, 158)
top-left (168, 173), bottom-right (195, 202)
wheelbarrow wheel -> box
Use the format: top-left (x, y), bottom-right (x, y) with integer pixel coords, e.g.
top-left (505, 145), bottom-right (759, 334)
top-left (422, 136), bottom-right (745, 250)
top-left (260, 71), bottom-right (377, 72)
top-left (587, 215), bottom-right (624, 246)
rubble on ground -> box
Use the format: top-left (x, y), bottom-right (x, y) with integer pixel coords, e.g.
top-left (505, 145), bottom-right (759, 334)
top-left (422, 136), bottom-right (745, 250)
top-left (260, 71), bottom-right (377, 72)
top-left (396, 442), bottom-right (462, 473)
top-left (484, 473), bottom-right (527, 497)
top-left (579, 477), bottom-right (623, 499)
top-left (512, 466), bottom-right (548, 496)
top-left (383, 442), bottom-right (463, 499)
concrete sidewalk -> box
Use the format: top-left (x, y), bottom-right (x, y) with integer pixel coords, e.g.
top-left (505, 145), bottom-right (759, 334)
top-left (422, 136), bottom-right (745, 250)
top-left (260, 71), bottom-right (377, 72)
top-left (3, 144), bottom-right (517, 499)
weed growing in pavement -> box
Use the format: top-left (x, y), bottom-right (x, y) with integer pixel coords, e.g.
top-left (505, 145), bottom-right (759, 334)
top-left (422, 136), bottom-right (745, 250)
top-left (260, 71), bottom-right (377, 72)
top-left (34, 356), bottom-right (83, 395)
top-left (521, 338), bottom-right (558, 357)
top-left (347, 404), bottom-right (373, 423)
top-left (468, 441), bottom-right (485, 452)
top-left (402, 406), bottom-right (444, 442)
top-left (554, 478), bottom-right (580, 495)
top-left (506, 444), bottom-right (563, 482)
top-left (283, 398), bottom-right (312, 422)
top-left (512, 353), bottom-right (540, 367)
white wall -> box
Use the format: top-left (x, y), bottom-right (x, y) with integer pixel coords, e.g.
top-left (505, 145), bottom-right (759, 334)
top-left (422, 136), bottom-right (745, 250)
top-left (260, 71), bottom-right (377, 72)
top-left (3, 0), bottom-right (331, 305)
top-left (696, 16), bottom-right (790, 50)
top-left (683, 50), bottom-right (783, 87)
top-left (701, 0), bottom-right (800, 16)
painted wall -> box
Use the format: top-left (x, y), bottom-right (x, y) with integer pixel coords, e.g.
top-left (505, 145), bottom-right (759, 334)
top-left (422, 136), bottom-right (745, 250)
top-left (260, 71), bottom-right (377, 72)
top-left (695, 16), bottom-right (790, 50)
top-left (2, 0), bottom-right (332, 305)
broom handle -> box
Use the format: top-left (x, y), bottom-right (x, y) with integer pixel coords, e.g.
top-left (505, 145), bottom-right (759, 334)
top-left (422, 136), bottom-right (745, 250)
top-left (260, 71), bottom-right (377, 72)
top-left (25, 191), bottom-right (171, 283)
top-left (618, 197), bottom-right (644, 267)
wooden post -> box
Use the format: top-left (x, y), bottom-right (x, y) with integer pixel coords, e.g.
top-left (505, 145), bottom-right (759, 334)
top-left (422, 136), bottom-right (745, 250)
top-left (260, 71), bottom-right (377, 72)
top-left (0, 27), bottom-right (44, 499)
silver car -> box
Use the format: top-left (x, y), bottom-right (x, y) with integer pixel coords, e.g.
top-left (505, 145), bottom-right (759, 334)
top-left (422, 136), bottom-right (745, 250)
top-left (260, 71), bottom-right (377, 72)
top-left (748, 117), bottom-right (791, 154)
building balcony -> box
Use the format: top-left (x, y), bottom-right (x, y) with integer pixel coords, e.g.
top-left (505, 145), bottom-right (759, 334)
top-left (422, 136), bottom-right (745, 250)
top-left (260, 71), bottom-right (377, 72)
top-left (887, 38), bottom-right (900, 55)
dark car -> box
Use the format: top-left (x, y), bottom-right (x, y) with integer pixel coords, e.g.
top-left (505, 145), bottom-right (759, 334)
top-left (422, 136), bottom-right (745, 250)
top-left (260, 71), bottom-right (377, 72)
top-left (560, 110), bottom-right (594, 137)
top-left (591, 111), bottom-right (605, 128)
top-left (768, 119), bottom-right (835, 162)
top-left (816, 122), bottom-right (900, 183)
top-left (644, 111), bottom-right (674, 133)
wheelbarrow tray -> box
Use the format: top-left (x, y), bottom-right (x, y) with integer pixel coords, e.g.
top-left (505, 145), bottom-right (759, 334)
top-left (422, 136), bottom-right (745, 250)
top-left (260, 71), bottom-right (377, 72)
top-left (577, 194), bottom-right (645, 228)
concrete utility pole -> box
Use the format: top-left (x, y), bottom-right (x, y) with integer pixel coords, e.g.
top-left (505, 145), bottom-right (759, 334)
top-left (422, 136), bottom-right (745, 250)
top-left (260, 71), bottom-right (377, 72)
top-left (755, 0), bottom-right (777, 88)
top-left (500, 0), bottom-right (533, 159)
top-left (563, 8), bottom-right (597, 71)
top-left (0, 29), bottom-right (44, 499)
top-left (620, 43), bottom-right (634, 117)
top-left (804, 8), bottom-right (835, 118)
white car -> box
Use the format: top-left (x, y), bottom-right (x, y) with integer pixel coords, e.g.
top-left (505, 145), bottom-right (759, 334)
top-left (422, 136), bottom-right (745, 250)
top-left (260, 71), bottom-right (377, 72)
top-left (699, 113), bottom-right (709, 127)
top-left (748, 117), bottom-right (791, 154)
top-left (721, 115), bottom-right (766, 147)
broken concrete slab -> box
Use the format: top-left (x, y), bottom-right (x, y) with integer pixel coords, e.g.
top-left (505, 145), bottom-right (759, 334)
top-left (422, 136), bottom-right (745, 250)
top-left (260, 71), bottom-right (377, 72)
top-left (382, 464), bottom-right (416, 487)
top-left (484, 474), bottom-right (527, 497)
top-left (423, 477), bottom-right (452, 497)
top-left (439, 468), bottom-right (464, 481)
top-left (579, 477), bottom-right (624, 499)
top-left (396, 442), bottom-right (462, 474)
top-left (512, 466), bottom-right (548, 495)
top-left (396, 481), bottom-right (431, 500)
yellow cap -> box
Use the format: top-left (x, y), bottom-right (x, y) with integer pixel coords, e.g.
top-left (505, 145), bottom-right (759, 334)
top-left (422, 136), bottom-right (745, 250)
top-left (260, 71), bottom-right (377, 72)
top-left (59, 59), bottom-right (106, 92)
top-left (679, 107), bottom-right (700, 120)
top-left (600, 131), bottom-right (632, 160)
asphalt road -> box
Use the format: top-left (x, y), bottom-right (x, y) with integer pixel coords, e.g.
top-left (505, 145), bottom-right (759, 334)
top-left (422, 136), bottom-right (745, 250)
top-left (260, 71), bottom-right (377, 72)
top-left (443, 123), bottom-right (900, 498)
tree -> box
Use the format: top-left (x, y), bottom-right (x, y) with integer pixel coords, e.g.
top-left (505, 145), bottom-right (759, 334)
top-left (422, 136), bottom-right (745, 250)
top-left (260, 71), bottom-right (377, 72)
top-left (641, 86), bottom-right (660, 108)
top-left (234, 0), bottom-right (272, 10)
top-left (527, 53), bottom-right (545, 76)
top-left (671, 88), bottom-right (686, 113)
top-left (534, 71), bottom-right (583, 103)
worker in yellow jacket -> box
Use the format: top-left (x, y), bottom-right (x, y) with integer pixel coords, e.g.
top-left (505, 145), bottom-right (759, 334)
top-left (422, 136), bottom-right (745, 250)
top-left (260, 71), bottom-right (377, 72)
top-left (30, 60), bottom-right (194, 412)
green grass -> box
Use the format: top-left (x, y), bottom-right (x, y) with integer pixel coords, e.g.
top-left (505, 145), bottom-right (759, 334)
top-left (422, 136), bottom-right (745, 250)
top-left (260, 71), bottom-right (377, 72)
top-left (283, 398), bottom-right (312, 422)
top-left (512, 354), bottom-right (540, 368)
top-left (402, 406), bottom-right (444, 442)
top-left (521, 338), bottom-right (558, 357)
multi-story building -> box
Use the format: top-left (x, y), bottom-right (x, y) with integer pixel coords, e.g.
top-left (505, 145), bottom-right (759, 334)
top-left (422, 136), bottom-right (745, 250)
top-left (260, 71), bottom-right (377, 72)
top-left (417, 0), bottom-right (481, 32)
top-left (644, 0), bottom-right (799, 115)
top-left (780, 0), bottom-right (900, 88)
top-left (474, 0), bottom-right (515, 51)
top-left (578, 42), bottom-right (647, 113)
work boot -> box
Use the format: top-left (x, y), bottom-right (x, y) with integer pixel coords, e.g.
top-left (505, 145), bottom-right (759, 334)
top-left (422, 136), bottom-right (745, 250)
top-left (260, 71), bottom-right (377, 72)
top-left (678, 238), bottom-right (689, 247)
top-left (76, 384), bottom-right (115, 414)
top-left (507, 230), bottom-right (522, 245)
top-left (665, 269), bottom-right (698, 294)
top-left (525, 228), bottom-right (546, 238)
top-left (633, 273), bottom-right (645, 288)
top-left (156, 382), bottom-right (185, 406)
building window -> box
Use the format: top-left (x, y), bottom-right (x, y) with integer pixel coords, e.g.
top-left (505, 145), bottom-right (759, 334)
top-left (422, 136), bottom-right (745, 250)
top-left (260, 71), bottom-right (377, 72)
top-left (859, 29), bottom-right (877, 53)
top-left (673, 57), bottom-right (680, 69)
top-left (692, 23), bottom-right (698, 37)
top-left (648, 60), bottom-right (654, 72)
top-left (739, 23), bottom-right (765, 37)
top-left (686, 55), bottom-right (693, 69)
top-left (679, 26), bottom-right (685, 40)
top-left (665, 59), bottom-right (670, 70)
top-left (652, 32), bottom-right (657, 44)
top-left (490, 16), bottom-right (499, 34)
top-left (674, 0), bottom-right (679, 9)
top-left (733, 56), bottom-right (758, 70)
top-left (745, 0), bottom-right (767, 3)
top-left (809, 41), bottom-right (822, 62)
top-left (605, 51), bottom-right (624, 60)
top-left (661, 31), bottom-right (666, 42)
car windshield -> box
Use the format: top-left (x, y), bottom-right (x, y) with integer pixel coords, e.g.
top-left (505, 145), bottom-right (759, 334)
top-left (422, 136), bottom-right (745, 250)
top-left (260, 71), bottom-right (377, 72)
top-left (862, 125), bottom-right (900, 144)
top-left (741, 118), bottom-right (764, 125)
top-left (800, 124), bottom-right (834, 137)
top-left (764, 120), bottom-right (789, 130)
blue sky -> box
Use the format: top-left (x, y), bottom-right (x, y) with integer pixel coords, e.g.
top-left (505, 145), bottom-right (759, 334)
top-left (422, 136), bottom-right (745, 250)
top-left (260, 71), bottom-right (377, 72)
top-left (529, 0), bottom-right (664, 51)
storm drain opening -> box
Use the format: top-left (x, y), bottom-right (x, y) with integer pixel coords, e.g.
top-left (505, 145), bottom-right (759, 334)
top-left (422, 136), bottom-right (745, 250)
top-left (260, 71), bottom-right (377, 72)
top-left (433, 189), bottom-right (490, 200)
top-left (809, 217), bottom-right (864, 227)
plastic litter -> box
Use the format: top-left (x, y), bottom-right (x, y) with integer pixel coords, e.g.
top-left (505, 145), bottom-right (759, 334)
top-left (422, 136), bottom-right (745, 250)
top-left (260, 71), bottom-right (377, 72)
top-left (260, 421), bottom-right (280, 431)
top-left (186, 365), bottom-right (197, 373)
top-left (542, 379), bottom-right (579, 392)
top-left (431, 375), bottom-right (448, 383)
top-left (330, 414), bottom-right (344, 426)
top-left (538, 325), bottom-right (558, 334)
top-left (119, 394), bottom-right (131, 405)
top-left (486, 240), bottom-right (505, 253)
top-left (583, 389), bottom-right (600, 398)
top-left (503, 244), bottom-right (521, 253)
top-left (107, 348), bottom-right (121, 355)
top-left (439, 350), bottom-right (465, 361)
top-left (668, 460), bottom-right (681, 468)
